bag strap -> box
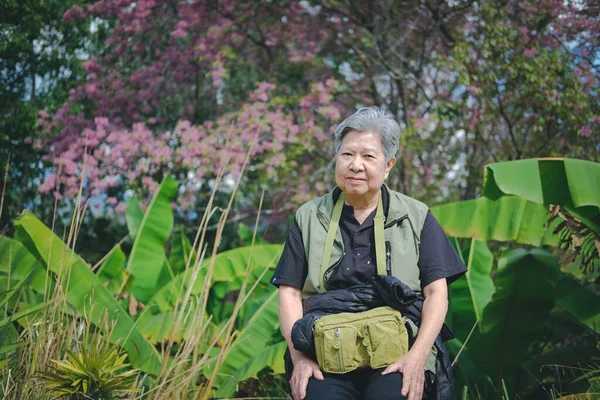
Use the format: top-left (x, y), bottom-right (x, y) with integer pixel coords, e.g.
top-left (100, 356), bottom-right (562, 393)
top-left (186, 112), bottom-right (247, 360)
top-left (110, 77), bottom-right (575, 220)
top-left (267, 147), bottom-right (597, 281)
top-left (320, 191), bottom-right (386, 292)
top-left (320, 192), bottom-right (345, 292)
top-left (374, 196), bottom-right (386, 276)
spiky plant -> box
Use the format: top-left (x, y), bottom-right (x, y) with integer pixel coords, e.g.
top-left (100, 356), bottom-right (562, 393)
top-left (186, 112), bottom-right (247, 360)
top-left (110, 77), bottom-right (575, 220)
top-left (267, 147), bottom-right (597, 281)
top-left (38, 343), bottom-right (140, 400)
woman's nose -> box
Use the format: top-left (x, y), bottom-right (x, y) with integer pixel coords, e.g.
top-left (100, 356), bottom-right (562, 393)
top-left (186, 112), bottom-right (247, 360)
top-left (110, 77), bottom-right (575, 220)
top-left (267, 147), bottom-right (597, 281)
top-left (349, 158), bottom-right (365, 171)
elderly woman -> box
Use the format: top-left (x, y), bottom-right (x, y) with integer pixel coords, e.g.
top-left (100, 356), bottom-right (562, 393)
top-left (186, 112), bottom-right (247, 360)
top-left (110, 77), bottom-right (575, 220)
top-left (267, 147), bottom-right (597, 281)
top-left (270, 107), bottom-right (466, 400)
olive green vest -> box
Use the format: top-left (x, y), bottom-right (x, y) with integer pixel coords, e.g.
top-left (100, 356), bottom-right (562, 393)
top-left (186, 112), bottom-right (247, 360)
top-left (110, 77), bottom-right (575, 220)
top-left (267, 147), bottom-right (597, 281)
top-left (295, 187), bottom-right (429, 297)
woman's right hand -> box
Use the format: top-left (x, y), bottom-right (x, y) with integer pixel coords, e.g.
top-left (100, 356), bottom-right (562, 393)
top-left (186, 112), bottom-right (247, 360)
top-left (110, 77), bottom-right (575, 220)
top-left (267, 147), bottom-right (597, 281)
top-left (290, 353), bottom-right (324, 400)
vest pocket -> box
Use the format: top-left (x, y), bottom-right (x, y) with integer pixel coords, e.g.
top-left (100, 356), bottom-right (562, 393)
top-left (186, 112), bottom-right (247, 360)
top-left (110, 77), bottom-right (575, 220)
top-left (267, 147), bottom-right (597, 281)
top-left (366, 316), bottom-right (409, 369)
top-left (314, 324), bottom-right (364, 373)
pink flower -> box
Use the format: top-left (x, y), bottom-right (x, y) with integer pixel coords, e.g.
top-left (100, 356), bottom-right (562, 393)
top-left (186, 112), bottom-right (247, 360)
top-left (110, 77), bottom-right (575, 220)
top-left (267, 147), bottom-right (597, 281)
top-left (580, 127), bottom-right (592, 137)
top-left (467, 86), bottom-right (478, 95)
top-left (414, 118), bottom-right (427, 130)
top-left (251, 82), bottom-right (276, 102)
top-left (115, 202), bottom-right (126, 214)
top-left (64, 5), bottom-right (85, 22)
top-left (523, 48), bottom-right (537, 58)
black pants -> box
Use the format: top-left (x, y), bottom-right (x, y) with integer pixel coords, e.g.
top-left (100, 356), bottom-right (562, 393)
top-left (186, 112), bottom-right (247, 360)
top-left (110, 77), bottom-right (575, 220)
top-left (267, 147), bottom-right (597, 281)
top-left (285, 350), bottom-right (433, 400)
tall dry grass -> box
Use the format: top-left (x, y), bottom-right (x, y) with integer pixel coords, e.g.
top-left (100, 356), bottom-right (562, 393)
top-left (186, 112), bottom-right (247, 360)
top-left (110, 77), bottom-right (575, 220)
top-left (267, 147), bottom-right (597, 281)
top-left (0, 136), bottom-right (286, 399)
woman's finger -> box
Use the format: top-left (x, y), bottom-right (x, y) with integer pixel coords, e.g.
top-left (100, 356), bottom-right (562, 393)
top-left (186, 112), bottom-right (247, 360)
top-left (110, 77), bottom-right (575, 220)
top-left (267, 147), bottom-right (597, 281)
top-left (382, 361), bottom-right (403, 375)
top-left (313, 367), bottom-right (324, 380)
top-left (407, 372), bottom-right (424, 400)
top-left (401, 368), bottom-right (414, 397)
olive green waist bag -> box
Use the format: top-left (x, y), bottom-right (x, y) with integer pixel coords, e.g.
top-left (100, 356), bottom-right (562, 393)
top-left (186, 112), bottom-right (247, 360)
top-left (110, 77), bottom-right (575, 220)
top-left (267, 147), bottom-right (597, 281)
top-left (313, 306), bottom-right (409, 374)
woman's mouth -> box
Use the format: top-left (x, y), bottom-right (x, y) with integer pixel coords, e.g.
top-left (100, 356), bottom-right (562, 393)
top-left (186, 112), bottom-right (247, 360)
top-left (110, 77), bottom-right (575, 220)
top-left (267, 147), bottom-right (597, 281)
top-left (347, 177), bottom-right (364, 183)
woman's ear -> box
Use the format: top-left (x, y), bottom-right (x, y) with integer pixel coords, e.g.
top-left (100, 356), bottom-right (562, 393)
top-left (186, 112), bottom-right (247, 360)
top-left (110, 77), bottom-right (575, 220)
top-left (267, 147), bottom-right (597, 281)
top-left (384, 157), bottom-right (397, 179)
top-left (386, 157), bottom-right (397, 171)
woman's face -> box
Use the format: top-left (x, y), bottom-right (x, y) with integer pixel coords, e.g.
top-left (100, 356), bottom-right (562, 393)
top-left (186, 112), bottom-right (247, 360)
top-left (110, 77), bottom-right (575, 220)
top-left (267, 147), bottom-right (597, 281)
top-left (335, 130), bottom-right (396, 200)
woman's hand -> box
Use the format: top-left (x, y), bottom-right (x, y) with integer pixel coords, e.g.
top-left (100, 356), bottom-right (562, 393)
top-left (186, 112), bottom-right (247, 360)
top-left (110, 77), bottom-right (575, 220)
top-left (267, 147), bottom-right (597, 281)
top-left (278, 285), bottom-right (324, 399)
top-left (290, 353), bottom-right (324, 400)
top-left (381, 348), bottom-right (428, 400)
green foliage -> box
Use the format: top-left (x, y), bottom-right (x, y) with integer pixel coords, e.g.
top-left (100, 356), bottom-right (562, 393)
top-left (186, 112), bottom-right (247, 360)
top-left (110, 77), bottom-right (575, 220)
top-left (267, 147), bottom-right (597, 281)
top-left (125, 175), bottom-right (178, 302)
top-left (438, 158), bottom-right (600, 398)
top-left (4, 159), bottom-right (600, 399)
top-left (39, 343), bottom-right (140, 399)
top-left (0, 0), bottom-right (107, 232)
top-left (12, 211), bottom-right (162, 374)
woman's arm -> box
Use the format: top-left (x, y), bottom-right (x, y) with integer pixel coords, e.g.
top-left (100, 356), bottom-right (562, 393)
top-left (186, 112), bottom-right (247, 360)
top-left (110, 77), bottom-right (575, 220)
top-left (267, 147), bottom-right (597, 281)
top-left (382, 277), bottom-right (448, 400)
top-left (279, 285), bottom-right (324, 400)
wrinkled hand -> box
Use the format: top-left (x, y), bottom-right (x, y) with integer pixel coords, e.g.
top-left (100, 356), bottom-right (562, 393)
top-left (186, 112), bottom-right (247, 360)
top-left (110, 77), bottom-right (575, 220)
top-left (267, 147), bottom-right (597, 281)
top-left (290, 355), bottom-right (324, 400)
top-left (382, 349), bottom-right (427, 400)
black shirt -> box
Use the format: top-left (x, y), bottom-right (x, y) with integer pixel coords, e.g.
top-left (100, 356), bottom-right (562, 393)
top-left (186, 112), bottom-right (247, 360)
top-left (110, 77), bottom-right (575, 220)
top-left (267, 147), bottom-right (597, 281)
top-left (270, 187), bottom-right (466, 291)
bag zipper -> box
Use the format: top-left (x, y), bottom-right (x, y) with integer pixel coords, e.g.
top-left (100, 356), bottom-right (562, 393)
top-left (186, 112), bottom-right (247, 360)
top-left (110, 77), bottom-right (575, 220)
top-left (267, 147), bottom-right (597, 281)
top-left (334, 327), bottom-right (344, 372)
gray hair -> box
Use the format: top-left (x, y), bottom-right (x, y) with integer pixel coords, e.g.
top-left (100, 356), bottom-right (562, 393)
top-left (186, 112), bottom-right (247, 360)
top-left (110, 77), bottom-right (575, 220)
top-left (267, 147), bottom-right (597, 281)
top-left (333, 106), bottom-right (400, 162)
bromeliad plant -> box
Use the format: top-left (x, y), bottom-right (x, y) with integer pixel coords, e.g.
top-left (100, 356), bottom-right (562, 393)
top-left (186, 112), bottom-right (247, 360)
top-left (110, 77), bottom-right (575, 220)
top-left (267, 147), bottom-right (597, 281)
top-left (38, 342), bottom-right (140, 399)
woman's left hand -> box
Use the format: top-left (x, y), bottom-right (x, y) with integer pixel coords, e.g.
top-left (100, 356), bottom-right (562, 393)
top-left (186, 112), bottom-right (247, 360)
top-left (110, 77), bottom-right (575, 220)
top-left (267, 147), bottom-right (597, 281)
top-left (381, 348), bottom-right (428, 400)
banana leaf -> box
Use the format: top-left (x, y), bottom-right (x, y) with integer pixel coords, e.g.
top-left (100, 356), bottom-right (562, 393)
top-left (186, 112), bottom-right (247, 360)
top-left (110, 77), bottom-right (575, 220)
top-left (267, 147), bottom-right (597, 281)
top-left (554, 274), bottom-right (600, 330)
top-left (445, 237), bottom-right (475, 341)
top-left (98, 244), bottom-right (126, 279)
top-left (206, 261), bottom-right (276, 328)
top-left (125, 197), bottom-right (145, 239)
top-left (148, 244), bottom-right (282, 313)
top-left (447, 274), bottom-right (477, 343)
top-left (13, 211), bottom-right (161, 375)
top-left (135, 310), bottom-right (201, 343)
top-left (483, 158), bottom-right (600, 211)
top-left (97, 244), bottom-right (127, 295)
top-left (0, 302), bottom-right (47, 329)
top-left (469, 248), bottom-right (560, 395)
top-left (126, 175), bottom-right (178, 303)
top-left (431, 197), bottom-right (560, 247)
top-left (212, 289), bottom-right (285, 397)
top-left (168, 227), bottom-right (196, 275)
top-left (0, 236), bottom-right (47, 295)
top-left (465, 239), bottom-right (495, 323)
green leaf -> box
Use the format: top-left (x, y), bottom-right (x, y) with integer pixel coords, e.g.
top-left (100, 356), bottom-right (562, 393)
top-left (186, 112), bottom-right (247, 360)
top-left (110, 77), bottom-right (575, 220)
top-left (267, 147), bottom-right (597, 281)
top-left (98, 244), bottom-right (126, 279)
top-left (0, 236), bottom-right (47, 295)
top-left (148, 244), bottom-right (282, 313)
top-left (554, 274), bottom-right (600, 330)
top-left (431, 197), bottom-right (560, 247)
top-left (126, 175), bottom-right (178, 303)
top-left (465, 239), bottom-right (495, 323)
top-left (447, 274), bottom-right (477, 343)
top-left (0, 302), bottom-right (47, 329)
top-left (470, 248), bottom-right (560, 394)
top-left (168, 227), bottom-right (196, 275)
top-left (213, 289), bottom-right (285, 397)
top-left (97, 244), bottom-right (127, 295)
top-left (13, 211), bottom-right (161, 375)
top-left (0, 343), bottom-right (18, 356)
top-left (483, 158), bottom-right (600, 212)
top-left (125, 197), bottom-right (144, 240)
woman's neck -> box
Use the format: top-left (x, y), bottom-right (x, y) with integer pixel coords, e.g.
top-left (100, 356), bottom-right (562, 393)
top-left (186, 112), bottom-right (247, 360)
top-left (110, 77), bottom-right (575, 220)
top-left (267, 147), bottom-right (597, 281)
top-left (344, 191), bottom-right (380, 212)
